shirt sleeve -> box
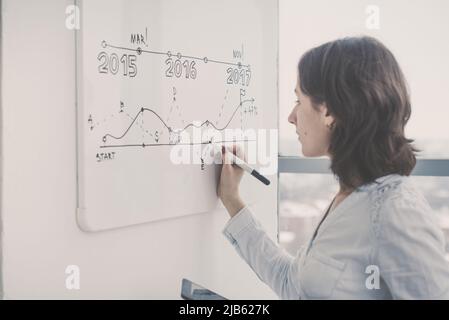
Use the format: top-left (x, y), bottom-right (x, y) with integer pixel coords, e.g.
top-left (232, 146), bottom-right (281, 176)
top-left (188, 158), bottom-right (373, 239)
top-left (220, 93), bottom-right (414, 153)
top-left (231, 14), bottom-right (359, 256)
top-left (222, 205), bottom-right (302, 299)
top-left (373, 190), bottom-right (449, 299)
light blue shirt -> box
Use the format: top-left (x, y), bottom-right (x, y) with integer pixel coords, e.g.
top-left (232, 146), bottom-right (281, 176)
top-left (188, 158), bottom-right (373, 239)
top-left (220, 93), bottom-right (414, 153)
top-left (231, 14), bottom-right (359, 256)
top-left (222, 174), bottom-right (449, 299)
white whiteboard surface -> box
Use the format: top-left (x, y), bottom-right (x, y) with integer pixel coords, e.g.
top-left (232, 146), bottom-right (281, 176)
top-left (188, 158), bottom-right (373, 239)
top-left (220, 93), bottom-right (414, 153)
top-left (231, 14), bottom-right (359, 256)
top-left (76, 0), bottom-right (277, 232)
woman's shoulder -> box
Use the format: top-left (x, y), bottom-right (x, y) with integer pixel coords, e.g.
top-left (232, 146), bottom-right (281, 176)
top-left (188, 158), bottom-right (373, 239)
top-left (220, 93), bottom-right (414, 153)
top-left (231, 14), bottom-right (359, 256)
top-left (358, 174), bottom-right (449, 299)
top-left (362, 174), bottom-right (427, 206)
top-left (358, 174), bottom-right (436, 237)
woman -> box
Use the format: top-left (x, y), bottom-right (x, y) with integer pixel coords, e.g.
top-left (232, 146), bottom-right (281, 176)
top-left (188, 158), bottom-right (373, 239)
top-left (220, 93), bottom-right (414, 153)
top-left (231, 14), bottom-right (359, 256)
top-left (218, 36), bottom-right (449, 299)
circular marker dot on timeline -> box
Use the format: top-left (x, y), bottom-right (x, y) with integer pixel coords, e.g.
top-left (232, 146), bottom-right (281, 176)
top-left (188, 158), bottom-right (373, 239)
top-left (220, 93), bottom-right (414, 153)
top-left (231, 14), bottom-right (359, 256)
top-left (101, 40), bottom-right (107, 48)
top-left (177, 52), bottom-right (182, 59)
top-left (167, 51), bottom-right (172, 57)
top-left (136, 47), bottom-right (142, 55)
top-left (203, 57), bottom-right (208, 63)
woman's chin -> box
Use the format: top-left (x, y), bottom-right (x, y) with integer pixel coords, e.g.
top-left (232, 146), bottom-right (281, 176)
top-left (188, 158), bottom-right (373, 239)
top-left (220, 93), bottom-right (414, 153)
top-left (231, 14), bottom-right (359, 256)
top-left (300, 145), bottom-right (310, 157)
top-left (300, 141), bottom-right (323, 157)
top-left (302, 150), bottom-right (311, 157)
top-left (301, 146), bottom-right (321, 158)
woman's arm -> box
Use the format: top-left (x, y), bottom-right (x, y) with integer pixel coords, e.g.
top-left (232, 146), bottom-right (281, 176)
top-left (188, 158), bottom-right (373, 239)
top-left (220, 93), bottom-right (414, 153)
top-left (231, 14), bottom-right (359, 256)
top-left (222, 204), bottom-right (302, 299)
top-left (218, 145), bottom-right (301, 299)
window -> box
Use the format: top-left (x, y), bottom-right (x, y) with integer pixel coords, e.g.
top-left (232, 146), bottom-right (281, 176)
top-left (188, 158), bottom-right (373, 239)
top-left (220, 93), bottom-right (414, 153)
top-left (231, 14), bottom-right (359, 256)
top-left (278, 0), bottom-right (449, 258)
top-left (279, 173), bottom-right (336, 254)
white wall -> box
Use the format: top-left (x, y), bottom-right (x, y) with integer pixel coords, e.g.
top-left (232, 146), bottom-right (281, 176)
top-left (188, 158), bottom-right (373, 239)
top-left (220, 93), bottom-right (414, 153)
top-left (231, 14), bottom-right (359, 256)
top-left (0, 0), bottom-right (278, 299)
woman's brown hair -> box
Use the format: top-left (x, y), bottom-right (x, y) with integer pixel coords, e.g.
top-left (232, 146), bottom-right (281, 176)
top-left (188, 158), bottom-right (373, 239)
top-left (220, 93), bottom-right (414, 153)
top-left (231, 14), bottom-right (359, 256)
top-left (298, 36), bottom-right (417, 189)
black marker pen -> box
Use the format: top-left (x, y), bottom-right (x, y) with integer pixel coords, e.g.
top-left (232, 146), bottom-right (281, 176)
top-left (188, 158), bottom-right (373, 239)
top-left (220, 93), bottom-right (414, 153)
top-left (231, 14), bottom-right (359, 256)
top-left (222, 147), bottom-right (271, 186)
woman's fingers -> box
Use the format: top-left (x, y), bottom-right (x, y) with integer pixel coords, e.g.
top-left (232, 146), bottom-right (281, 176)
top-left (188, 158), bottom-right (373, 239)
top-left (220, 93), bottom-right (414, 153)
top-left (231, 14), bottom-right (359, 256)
top-left (234, 144), bottom-right (246, 162)
top-left (223, 144), bottom-right (247, 162)
top-left (220, 143), bottom-right (248, 173)
top-left (223, 149), bottom-right (233, 167)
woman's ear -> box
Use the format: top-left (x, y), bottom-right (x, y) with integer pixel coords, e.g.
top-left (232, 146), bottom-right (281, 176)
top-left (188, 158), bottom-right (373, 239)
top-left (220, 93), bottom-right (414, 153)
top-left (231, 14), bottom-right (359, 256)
top-left (320, 104), bottom-right (335, 129)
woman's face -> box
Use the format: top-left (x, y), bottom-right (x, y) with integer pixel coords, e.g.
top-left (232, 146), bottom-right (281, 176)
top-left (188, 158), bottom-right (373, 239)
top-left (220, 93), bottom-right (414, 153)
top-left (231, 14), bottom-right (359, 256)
top-left (288, 79), bottom-right (334, 157)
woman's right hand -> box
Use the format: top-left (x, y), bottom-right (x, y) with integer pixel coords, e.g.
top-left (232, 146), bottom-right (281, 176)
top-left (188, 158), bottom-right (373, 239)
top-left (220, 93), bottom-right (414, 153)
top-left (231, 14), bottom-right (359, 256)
top-left (217, 145), bottom-right (246, 218)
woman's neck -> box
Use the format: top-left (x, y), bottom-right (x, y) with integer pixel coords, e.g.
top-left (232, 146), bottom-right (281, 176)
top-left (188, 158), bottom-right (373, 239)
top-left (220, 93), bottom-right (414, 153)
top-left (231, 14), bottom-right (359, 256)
top-left (338, 174), bottom-right (363, 194)
top-left (330, 184), bottom-right (355, 213)
top-left (338, 182), bottom-right (355, 195)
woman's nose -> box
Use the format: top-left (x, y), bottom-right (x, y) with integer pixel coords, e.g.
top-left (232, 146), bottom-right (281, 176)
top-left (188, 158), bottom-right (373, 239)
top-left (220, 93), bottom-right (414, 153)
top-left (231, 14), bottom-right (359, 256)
top-left (288, 110), bottom-right (296, 125)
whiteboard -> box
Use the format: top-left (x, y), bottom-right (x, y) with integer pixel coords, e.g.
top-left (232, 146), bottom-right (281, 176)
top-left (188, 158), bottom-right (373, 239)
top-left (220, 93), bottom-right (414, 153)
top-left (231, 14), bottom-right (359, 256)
top-left (76, 0), bottom-right (277, 231)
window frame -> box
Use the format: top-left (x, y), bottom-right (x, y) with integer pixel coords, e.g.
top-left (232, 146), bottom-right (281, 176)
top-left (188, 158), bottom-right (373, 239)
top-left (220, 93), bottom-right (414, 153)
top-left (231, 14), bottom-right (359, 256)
top-left (278, 157), bottom-right (449, 176)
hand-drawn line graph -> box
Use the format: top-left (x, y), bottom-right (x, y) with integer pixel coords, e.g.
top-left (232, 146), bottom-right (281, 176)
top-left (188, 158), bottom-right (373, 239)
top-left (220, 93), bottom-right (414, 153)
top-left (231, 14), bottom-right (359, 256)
top-left (92, 40), bottom-right (259, 150)
top-left (100, 99), bottom-right (256, 148)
